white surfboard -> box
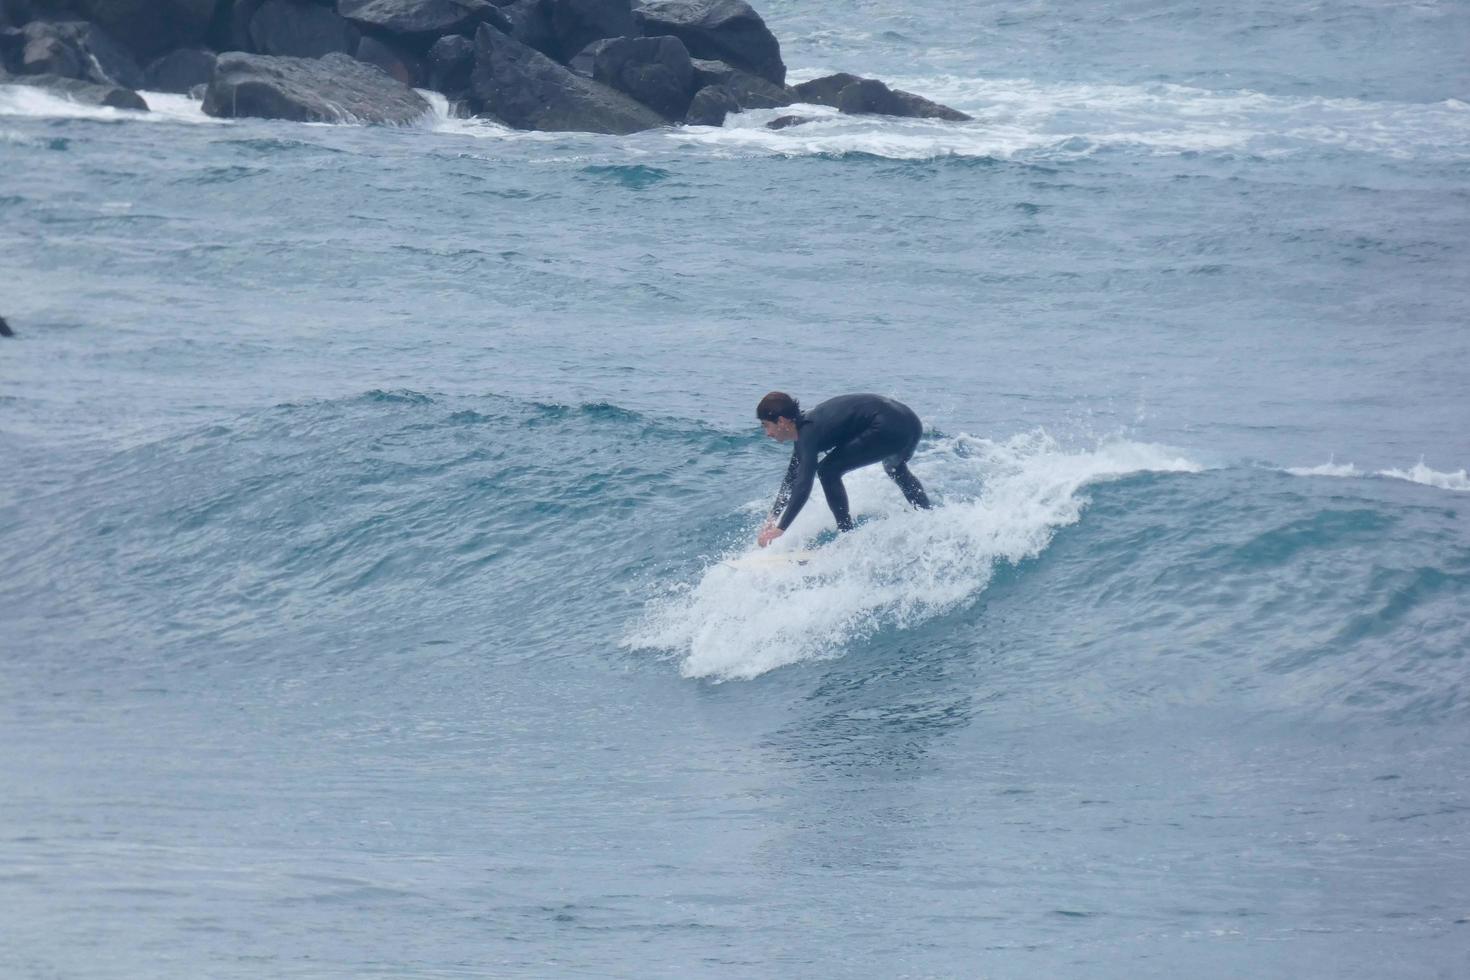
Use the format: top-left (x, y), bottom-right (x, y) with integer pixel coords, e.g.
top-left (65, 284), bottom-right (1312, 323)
top-left (721, 549), bottom-right (819, 570)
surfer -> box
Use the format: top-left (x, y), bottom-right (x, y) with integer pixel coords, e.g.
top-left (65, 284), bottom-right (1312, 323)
top-left (756, 391), bottom-right (931, 546)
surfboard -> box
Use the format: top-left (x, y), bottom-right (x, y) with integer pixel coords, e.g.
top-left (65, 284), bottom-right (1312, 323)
top-left (721, 549), bottom-right (819, 570)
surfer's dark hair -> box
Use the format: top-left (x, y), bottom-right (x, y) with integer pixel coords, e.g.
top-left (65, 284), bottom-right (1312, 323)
top-left (756, 391), bottom-right (800, 423)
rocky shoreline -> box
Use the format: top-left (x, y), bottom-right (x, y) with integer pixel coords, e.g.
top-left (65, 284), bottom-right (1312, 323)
top-left (0, 0), bottom-right (971, 131)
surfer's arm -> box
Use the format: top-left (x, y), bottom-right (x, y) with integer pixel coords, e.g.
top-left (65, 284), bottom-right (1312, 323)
top-left (775, 443), bottom-right (818, 531)
top-left (770, 447), bottom-right (801, 519)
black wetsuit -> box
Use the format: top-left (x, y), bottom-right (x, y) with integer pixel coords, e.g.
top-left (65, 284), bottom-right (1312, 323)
top-left (771, 394), bottom-right (932, 532)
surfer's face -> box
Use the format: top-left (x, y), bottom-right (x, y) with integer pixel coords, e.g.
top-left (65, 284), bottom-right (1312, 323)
top-left (762, 418), bottom-right (798, 442)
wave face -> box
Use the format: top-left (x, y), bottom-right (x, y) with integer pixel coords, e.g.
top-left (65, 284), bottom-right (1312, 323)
top-left (2, 0), bottom-right (1469, 976)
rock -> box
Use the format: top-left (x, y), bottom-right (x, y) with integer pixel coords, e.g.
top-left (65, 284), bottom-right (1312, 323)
top-left (18, 21), bottom-right (144, 89)
top-left (689, 57), bottom-right (787, 108)
top-left (0, 315), bottom-right (12, 338)
top-left (22, 35), bottom-right (83, 80)
top-left (566, 37), bottom-right (610, 77)
top-left (499, 0), bottom-right (558, 59)
top-left (545, 0), bottom-right (633, 62)
top-left (469, 23), bottom-right (665, 134)
top-left (837, 76), bottom-right (970, 121)
top-left (0, 28), bottom-right (22, 72)
top-left (250, 0), bottom-right (359, 59)
top-left (73, 0), bottom-right (216, 63)
top-left (591, 34), bottom-right (693, 120)
top-left (788, 71), bottom-right (858, 107)
top-left (143, 47), bottom-right (215, 93)
top-left (792, 72), bottom-right (971, 121)
top-left (221, 0), bottom-right (266, 53)
top-left (765, 113), bottom-right (810, 129)
top-left (203, 51), bottom-right (431, 124)
top-left (634, 0), bottom-right (783, 86)
top-left (4, 71), bottom-right (148, 110)
top-left (338, 0), bottom-right (507, 43)
top-left (355, 34), bottom-right (424, 86)
top-left (683, 81), bottom-right (735, 125)
top-left (427, 33), bottom-right (474, 93)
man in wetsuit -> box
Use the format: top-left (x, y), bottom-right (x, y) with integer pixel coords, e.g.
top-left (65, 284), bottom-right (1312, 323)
top-left (756, 391), bottom-right (932, 547)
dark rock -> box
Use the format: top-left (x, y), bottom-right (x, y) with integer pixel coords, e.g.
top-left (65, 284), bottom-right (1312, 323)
top-left (689, 57), bottom-right (787, 108)
top-left (591, 34), bottom-right (692, 120)
top-left (355, 34), bottom-right (425, 86)
top-left (836, 76), bottom-right (970, 121)
top-left (220, 0), bottom-right (266, 52)
top-left (0, 315), bottom-right (12, 338)
top-left (469, 22), bottom-right (664, 134)
top-left (500, 0), bottom-right (558, 59)
top-left (793, 72), bottom-right (971, 121)
top-left (250, 0), bottom-right (359, 59)
top-left (765, 113), bottom-right (810, 130)
top-left (683, 82), bottom-right (735, 125)
top-left (545, 0), bottom-right (632, 62)
top-left (339, 0), bottom-right (506, 43)
top-left (73, 0), bottom-right (216, 63)
top-left (788, 72), bottom-right (858, 107)
top-left (566, 37), bottom-right (611, 77)
top-left (4, 71), bottom-right (148, 109)
top-left (144, 47), bottom-right (215, 93)
top-left (0, 28), bottom-right (22, 72)
top-left (203, 51), bottom-right (431, 123)
top-left (634, 0), bottom-right (783, 86)
top-left (19, 21), bottom-right (144, 89)
top-left (22, 35), bottom-right (83, 79)
top-left (427, 33), bottom-right (474, 93)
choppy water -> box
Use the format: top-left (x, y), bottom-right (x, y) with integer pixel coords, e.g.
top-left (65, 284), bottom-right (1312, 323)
top-left (3, 2), bottom-right (1469, 976)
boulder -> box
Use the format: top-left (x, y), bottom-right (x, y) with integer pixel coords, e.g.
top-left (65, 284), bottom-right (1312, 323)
top-left (469, 22), bottom-right (664, 134)
top-left (545, 0), bottom-right (632, 61)
top-left (144, 47), bottom-right (216, 93)
top-left (355, 34), bottom-right (424, 86)
top-left (566, 37), bottom-right (610, 77)
top-left (683, 81), bottom-right (734, 125)
top-left (634, 0), bottom-right (783, 86)
top-left (5, 71), bottom-right (148, 109)
top-left (338, 0), bottom-right (507, 44)
top-left (838, 76), bottom-right (970, 121)
top-left (21, 35), bottom-right (83, 79)
top-left (792, 72), bottom-right (971, 121)
top-left (591, 34), bottom-right (692, 120)
top-left (220, 0), bottom-right (266, 53)
top-left (765, 113), bottom-right (810, 129)
top-left (72, 0), bottom-right (216, 62)
top-left (0, 315), bottom-right (12, 338)
top-left (0, 28), bottom-right (22, 71)
top-left (19, 20), bottom-right (144, 89)
top-left (427, 32), bottom-right (474, 93)
top-left (499, 0), bottom-right (558, 59)
top-left (250, 0), bottom-right (359, 59)
top-left (203, 50), bottom-right (431, 123)
top-left (689, 56), bottom-right (787, 108)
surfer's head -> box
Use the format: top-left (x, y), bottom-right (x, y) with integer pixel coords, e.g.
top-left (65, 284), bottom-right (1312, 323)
top-left (757, 391), bottom-right (801, 442)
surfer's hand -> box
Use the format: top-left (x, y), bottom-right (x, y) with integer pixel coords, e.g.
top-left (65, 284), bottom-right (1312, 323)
top-left (758, 523), bottom-right (784, 548)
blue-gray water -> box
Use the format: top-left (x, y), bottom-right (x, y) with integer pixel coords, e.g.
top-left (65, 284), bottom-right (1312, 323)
top-left (3, 2), bottom-right (1469, 976)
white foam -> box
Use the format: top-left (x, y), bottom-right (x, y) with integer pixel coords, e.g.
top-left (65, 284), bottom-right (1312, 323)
top-left (624, 432), bottom-right (1202, 680)
top-left (0, 82), bottom-right (227, 124)
top-left (674, 73), bottom-right (1470, 162)
top-left (1285, 459), bottom-right (1362, 478)
top-left (1377, 462), bottom-right (1470, 492)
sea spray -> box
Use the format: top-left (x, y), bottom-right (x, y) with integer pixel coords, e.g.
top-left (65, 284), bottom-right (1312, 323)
top-left (625, 431), bottom-right (1202, 679)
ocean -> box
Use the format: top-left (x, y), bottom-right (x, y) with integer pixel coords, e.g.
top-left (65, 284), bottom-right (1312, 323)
top-left (2, 1), bottom-right (1469, 976)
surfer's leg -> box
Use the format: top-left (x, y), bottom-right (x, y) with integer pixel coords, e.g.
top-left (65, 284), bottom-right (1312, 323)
top-left (817, 426), bottom-right (908, 531)
top-left (882, 419), bottom-right (930, 510)
top-left (884, 458), bottom-right (932, 509)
